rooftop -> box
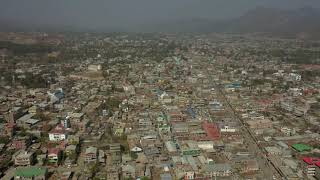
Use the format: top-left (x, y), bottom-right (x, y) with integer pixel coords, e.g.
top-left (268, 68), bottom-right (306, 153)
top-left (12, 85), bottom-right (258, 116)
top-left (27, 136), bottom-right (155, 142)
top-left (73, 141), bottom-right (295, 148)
top-left (15, 167), bottom-right (47, 177)
top-left (292, 143), bottom-right (312, 152)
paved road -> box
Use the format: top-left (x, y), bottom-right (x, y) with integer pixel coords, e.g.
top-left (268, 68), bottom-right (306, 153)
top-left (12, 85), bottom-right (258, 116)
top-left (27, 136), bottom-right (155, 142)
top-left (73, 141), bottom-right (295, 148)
top-left (205, 69), bottom-right (284, 180)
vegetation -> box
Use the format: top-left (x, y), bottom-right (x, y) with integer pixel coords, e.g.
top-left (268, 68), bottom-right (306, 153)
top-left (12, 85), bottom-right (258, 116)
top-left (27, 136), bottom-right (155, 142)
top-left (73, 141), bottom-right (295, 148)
top-left (0, 41), bottom-right (57, 55)
top-left (0, 136), bottom-right (10, 144)
top-left (130, 152), bottom-right (138, 160)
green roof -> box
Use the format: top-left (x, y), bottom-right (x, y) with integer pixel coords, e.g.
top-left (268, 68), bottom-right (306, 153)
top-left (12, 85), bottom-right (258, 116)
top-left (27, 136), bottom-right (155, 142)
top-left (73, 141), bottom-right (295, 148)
top-left (15, 167), bottom-right (47, 177)
top-left (292, 143), bottom-right (312, 152)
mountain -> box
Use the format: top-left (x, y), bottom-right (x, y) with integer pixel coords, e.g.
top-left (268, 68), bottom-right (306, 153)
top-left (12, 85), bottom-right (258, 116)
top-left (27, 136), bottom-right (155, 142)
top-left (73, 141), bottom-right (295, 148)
top-left (1, 6), bottom-right (320, 39)
top-left (218, 6), bottom-right (320, 39)
top-left (140, 7), bottom-right (320, 39)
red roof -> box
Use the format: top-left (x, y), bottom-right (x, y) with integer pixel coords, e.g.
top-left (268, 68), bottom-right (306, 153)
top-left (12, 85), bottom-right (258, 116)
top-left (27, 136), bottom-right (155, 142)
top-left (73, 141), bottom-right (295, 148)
top-left (50, 124), bottom-right (67, 134)
top-left (302, 157), bottom-right (320, 165)
top-left (202, 121), bottom-right (220, 140)
top-left (48, 148), bottom-right (60, 155)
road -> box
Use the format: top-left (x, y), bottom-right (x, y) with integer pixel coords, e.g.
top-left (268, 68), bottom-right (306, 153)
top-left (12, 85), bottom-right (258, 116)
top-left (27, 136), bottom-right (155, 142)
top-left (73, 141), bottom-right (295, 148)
top-left (206, 69), bottom-right (284, 180)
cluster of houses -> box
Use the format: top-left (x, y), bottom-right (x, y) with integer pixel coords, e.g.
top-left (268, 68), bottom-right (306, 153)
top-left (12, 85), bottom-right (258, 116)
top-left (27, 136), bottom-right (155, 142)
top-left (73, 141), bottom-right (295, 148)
top-left (0, 33), bottom-right (319, 180)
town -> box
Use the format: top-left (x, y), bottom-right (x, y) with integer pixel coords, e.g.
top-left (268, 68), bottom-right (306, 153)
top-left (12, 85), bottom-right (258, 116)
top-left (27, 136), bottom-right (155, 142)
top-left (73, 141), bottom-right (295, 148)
top-left (0, 32), bottom-right (319, 180)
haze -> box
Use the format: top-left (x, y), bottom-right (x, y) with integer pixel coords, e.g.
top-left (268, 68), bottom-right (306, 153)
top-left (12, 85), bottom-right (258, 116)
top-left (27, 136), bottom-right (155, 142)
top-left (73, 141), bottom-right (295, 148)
top-left (1, 0), bottom-right (320, 31)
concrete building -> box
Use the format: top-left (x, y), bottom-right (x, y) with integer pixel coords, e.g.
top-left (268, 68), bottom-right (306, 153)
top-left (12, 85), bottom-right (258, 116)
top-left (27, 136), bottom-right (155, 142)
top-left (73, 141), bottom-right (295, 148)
top-left (302, 157), bottom-right (320, 176)
top-left (84, 146), bottom-right (97, 163)
top-left (14, 151), bottom-right (34, 166)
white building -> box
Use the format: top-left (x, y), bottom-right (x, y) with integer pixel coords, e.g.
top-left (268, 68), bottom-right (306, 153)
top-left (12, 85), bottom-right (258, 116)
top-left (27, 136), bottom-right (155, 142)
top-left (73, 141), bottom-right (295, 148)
top-left (88, 64), bottom-right (102, 71)
top-left (48, 124), bottom-right (67, 141)
top-left (288, 73), bottom-right (301, 81)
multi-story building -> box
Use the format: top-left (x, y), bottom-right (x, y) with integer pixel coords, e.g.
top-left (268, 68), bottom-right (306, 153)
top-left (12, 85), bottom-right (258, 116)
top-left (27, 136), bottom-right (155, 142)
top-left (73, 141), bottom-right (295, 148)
top-left (12, 137), bottom-right (31, 150)
top-left (303, 157), bottom-right (320, 176)
top-left (48, 124), bottom-right (67, 141)
top-left (84, 146), bottom-right (97, 163)
top-left (14, 151), bottom-right (34, 166)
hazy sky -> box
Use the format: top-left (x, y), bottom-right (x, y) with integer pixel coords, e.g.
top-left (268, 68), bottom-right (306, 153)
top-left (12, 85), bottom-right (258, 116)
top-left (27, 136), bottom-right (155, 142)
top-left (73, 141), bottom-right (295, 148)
top-left (1, 0), bottom-right (320, 30)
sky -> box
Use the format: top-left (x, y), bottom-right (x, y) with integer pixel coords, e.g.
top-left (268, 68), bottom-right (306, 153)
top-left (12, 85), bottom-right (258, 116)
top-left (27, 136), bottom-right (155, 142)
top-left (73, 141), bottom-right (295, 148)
top-left (0, 0), bottom-right (320, 31)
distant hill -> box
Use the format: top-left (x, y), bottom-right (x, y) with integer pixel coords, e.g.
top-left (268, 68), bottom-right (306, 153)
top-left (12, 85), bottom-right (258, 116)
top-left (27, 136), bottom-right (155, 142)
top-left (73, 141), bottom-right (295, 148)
top-left (141, 7), bottom-right (320, 39)
top-left (1, 6), bottom-right (320, 39)
top-left (218, 7), bottom-right (320, 39)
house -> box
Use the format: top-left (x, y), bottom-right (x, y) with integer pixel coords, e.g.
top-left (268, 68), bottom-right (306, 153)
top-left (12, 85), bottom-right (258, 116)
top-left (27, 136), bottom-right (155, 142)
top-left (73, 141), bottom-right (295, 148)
top-left (280, 127), bottom-right (296, 136)
top-left (288, 73), bottom-right (301, 81)
top-left (48, 148), bottom-right (61, 165)
top-left (246, 119), bottom-right (272, 129)
top-left (315, 162), bottom-right (320, 180)
top-left (108, 143), bottom-right (121, 165)
top-left (65, 144), bottom-right (78, 156)
top-left (48, 124), bottom-right (67, 141)
top-left (67, 112), bottom-right (84, 127)
top-left (265, 146), bottom-right (282, 156)
top-left (15, 166), bottom-right (48, 180)
top-left (84, 146), bottom-right (97, 163)
top-left (88, 64), bottom-right (102, 72)
top-left (14, 151), bottom-right (35, 166)
top-left (16, 114), bottom-right (40, 129)
top-left (4, 122), bottom-right (16, 137)
top-left (241, 159), bottom-right (259, 173)
top-left (28, 106), bottom-right (38, 115)
top-left (205, 163), bottom-right (232, 177)
top-left (47, 88), bottom-right (64, 104)
top-left (184, 172), bottom-right (195, 180)
top-left (67, 135), bottom-right (80, 145)
top-left (302, 157), bottom-right (320, 176)
top-left (180, 142), bottom-right (201, 157)
top-left (12, 137), bottom-right (31, 150)
top-left (99, 150), bottom-right (106, 164)
top-left (122, 164), bottom-right (135, 179)
top-left (218, 122), bottom-right (237, 133)
top-left (202, 121), bottom-right (220, 140)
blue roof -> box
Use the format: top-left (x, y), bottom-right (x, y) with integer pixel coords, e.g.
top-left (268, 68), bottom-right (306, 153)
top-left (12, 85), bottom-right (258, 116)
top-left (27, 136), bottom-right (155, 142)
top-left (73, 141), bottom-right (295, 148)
top-left (54, 91), bottom-right (64, 99)
top-left (156, 89), bottom-right (164, 96)
top-left (187, 107), bottom-right (196, 119)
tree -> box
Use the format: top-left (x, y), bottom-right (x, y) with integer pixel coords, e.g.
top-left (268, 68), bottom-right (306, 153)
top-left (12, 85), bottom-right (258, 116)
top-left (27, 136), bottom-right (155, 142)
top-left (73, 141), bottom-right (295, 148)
top-left (130, 152), bottom-right (138, 160)
top-left (0, 136), bottom-right (10, 144)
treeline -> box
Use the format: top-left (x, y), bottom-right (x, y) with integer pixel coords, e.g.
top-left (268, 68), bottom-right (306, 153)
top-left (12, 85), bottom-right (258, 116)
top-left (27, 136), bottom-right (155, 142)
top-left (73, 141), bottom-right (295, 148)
top-left (270, 49), bottom-right (320, 64)
top-left (0, 41), bottom-right (57, 55)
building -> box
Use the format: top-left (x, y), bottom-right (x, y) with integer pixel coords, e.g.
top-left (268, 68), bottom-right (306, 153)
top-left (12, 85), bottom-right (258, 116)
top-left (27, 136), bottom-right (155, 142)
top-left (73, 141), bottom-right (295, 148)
top-left (47, 88), bottom-right (64, 104)
top-left (15, 166), bottom-right (48, 180)
top-left (241, 159), bottom-right (259, 173)
top-left (288, 73), bottom-right (301, 81)
top-left (12, 137), bottom-right (31, 150)
top-left (280, 127), bottom-right (296, 136)
top-left (202, 121), bottom-right (220, 140)
top-left (88, 64), bottom-right (102, 71)
top-left (302, 157), bottom-right (320, 176)
top-left (180, 142), bottom-right (201, 156)
top-left (84, 146), bottom-right (97, 163)
top-left (14, 151), bottom-right (34, 166)
top-left (122, 164), bottom-right (135, 179)
top-left (218, 122), bottom-right (237, 133)
top-left (246, 119), bottom-right (272, 129)
top-left (292, 144), bottom-right (312, 153)
top-left (265, 146), bottom-right (282, 156)
top-left (48, 148), bottom-right (61, 165)
top-left (205, 163), bottom-right (232, 177)
top-left (315, 162), bottom-right (320, 180)
top-left (48, 124), bottom-right (67, 141)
